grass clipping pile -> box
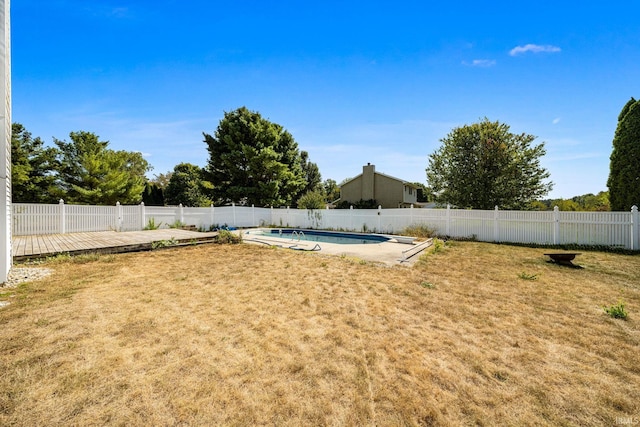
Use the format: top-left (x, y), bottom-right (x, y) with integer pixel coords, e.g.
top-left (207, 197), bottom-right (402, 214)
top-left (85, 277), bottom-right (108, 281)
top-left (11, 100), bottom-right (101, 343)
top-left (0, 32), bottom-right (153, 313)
top-left (0, 242), bottom-right (639, 425)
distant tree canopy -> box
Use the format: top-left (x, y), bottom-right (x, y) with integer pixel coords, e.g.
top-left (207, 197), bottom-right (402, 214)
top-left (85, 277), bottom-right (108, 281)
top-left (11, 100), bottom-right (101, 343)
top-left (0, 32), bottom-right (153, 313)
top-left (532, 191), bottom-right (610, 211)
top-left (164, 163), bottom-right (212, 207)
top-left (426, 119), bottom-right (553, 210)
top-left (322, 179), bottom-right (341, 203)
top-left (54, 131), bottom-right (151, 205)
top-left (11, 123), bottom-right (58, 203)
top-left (204, 107), bottom-right (308, 206)
top-left (608, 97), bottom-right (640, 211)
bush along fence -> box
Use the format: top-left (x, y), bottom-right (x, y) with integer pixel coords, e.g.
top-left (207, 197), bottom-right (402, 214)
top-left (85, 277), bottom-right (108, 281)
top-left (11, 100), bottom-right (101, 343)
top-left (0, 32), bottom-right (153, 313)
top-left (12, 201), bottom-right (640, 250)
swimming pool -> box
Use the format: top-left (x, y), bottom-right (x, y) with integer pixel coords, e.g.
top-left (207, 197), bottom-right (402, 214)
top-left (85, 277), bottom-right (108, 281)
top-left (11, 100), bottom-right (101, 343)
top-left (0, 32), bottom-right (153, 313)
top-left (247, 229), bottom-right (391, 245)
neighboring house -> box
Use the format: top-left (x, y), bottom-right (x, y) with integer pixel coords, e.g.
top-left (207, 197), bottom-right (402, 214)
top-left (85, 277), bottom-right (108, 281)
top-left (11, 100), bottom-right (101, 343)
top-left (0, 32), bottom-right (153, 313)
top-left (339, 164), bottom-right (418, 208)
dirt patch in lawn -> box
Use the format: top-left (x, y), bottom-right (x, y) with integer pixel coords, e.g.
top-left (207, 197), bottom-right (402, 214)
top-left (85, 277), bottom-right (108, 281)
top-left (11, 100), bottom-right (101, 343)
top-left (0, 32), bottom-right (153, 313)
top-left (1, 242), bottom-right (639, 425)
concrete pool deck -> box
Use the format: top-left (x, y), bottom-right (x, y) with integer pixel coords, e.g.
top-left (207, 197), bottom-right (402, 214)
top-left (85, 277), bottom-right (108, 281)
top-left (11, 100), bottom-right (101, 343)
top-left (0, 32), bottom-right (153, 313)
top-left (243, 230), bottom-right (431, 266)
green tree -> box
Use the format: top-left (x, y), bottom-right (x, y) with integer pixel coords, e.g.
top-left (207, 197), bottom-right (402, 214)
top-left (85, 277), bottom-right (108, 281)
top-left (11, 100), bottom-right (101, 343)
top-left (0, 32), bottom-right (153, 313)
top-left (54, 131), bottom-right (151, 205)
top-left (299, 150), bottom-right (322, 195)
top-left (297, 190), bottom-right (326, 209)
top-left (426, 119), bottom-right (553, 209)
top-left (607, 98), bottom-right (640, 211)
top-left (204, 107), bottom-right (306, 206)
top-left (142, 182), bottom-right (165, 206)
top-left (572, 191), bottom-right (610, 211)
top-left (164, 163), bottom-right (212, 207)
top-left (412, 182), bottom-right (433, 203)
top-left (322, 179), bottom-right (341, 202)
top-left (11, 123), bottom-right (59, 203)
top-left (151, 171), bottom-right (173, 189)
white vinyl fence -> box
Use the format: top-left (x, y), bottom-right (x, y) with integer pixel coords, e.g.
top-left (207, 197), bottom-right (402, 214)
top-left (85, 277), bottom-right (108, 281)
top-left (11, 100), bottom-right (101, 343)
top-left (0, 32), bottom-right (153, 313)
top-left (11, 201), bottom-right (640, 250)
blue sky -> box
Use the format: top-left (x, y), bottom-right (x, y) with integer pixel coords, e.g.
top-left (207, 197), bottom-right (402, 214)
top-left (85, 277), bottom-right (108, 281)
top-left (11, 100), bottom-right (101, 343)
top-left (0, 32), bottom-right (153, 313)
top-left (11, 1), bottom-right (640, 199)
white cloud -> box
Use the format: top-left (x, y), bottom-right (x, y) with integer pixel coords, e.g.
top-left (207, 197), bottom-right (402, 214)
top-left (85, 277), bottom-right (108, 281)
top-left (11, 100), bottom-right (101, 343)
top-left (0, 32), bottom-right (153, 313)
top-left (509, 44), bottom-right (561, 56)
top-left (552, 117), bottom-right (561, 124)
top-left (109, 7), bottom-right (130, 18)
top-left (462, 59), bottom-right (496, 67)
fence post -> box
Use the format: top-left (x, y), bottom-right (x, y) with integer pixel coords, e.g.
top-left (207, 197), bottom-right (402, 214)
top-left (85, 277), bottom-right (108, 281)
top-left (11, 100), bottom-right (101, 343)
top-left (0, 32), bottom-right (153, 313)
top-left (139, 202), bottom-right (146, 230)
top-left (252, 204), bottom-right (255, 227)
top-left (179, 204), bottom-right (184, 224)
top-left (377, 205), bottom-right (382, 232)
top-left (553, 206), bottom-right (560, 245)
top-left (350, 205), bottom-right (354, 231)
top-left (59, 199), bottom-right (65, 234)
top-left (210, 204), bottom-right (215, 228)
top-left (116, 202), bottom-right (122, 232)
top-left (410, 204), bottom-right (414, 225)
top-left (632, 205), bottom-right (639, 250)
top-left (270, 205), bottom-right (274, 226)
top-left (446, 204), bottom-right (451, 236)
top-left (286, 206), bottom-right (290, 227)
top-left (494, 206), bottom-right (499, 242)
top-left (230, 203), bottom-right (235, 226)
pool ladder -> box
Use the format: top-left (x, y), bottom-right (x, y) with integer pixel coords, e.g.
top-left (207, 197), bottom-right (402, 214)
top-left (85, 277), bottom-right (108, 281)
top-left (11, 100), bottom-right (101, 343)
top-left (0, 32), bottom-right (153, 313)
top-left (290, 230), bottom-right (305, 242)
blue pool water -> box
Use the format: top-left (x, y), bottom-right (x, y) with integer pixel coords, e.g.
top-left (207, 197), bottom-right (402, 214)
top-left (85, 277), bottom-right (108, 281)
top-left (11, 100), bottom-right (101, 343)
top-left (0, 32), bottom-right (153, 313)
top-left (249, 229), bottom-right (390, 245)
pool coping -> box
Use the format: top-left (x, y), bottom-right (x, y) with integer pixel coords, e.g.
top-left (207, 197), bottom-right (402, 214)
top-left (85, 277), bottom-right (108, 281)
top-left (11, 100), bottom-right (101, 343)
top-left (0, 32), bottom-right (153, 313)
top-left (243, 228), bottom-right (428, 266)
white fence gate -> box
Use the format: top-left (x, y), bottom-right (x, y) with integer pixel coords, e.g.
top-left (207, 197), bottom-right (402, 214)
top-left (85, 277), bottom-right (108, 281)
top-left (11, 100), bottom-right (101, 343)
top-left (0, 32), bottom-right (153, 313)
top-left (11, 201), bottom-right (640, 250)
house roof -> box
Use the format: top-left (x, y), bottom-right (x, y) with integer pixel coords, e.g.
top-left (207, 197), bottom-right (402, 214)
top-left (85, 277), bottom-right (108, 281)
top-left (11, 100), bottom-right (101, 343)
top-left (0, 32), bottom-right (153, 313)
top-left (340, 170), bottom-right (419, 188)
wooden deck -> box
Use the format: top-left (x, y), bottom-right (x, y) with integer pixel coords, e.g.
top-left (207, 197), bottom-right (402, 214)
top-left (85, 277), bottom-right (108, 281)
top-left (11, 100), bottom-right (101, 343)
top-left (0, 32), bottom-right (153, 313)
top-left (12, 229), bottom-right (221, 261)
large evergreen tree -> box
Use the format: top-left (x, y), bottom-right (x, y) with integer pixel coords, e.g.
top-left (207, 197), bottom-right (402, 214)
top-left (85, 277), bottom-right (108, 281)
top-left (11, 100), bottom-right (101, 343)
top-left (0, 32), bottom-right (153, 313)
top-left (204, 107), bottom-right (306, 206)
top-left (426, 118), bottom-right (553, 209)
top-left (54, 131), bottom-right (151, 205)
top-left (164, 163), bottom-right (212, 207)
top-left (142, 182), bottom-right (165, 206)
top-left (11, 123), bottom-right (58, 203)
top-left (607, 98), bottom-right (640, 211)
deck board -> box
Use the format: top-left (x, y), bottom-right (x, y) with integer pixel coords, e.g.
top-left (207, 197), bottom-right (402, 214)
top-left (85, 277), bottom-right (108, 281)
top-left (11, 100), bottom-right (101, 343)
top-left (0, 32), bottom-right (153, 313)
top-left (12, 229), bottom-right (221, 260)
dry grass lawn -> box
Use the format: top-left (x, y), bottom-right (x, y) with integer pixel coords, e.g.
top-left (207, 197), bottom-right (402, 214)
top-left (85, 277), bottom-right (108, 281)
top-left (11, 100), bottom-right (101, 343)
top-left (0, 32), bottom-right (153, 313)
top-left (1, 241), bottom-right (639, 426)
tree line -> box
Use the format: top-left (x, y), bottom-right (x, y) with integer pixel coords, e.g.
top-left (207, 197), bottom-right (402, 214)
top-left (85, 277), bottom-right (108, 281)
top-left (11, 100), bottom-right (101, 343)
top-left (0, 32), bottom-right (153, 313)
top-left (12, 101), bottom-right (639, 211)
top-left (11, 107), bottom-right (338, 208)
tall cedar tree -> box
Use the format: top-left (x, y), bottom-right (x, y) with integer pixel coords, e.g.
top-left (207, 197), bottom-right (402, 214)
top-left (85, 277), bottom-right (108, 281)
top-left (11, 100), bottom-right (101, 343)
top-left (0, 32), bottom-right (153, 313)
top-left (426, 119), bottom-right (553, 209)
top-left (607, 98), bottom-right (640, 211)
top-left (142, 182), bottom-right (165, 206)
top-left (54, 131), bottom-right (151, 205)
top-left (11, 123), bottom-right (58, 203)
top-left (204, 107), bottom-right (306, 206)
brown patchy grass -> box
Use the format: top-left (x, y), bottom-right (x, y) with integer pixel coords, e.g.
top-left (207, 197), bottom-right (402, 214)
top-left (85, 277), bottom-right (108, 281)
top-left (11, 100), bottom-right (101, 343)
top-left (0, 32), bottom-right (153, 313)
top-left (1, 242), bottom-right (639, 426)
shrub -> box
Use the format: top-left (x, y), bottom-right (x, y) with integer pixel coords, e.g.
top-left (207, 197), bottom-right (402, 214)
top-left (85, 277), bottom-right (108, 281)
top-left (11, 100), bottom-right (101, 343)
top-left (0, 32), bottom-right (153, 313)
top-left (144, 218), bottom-right (161, 230)
top-left (431, 238), bottom-right (445, 254)
top-left (335, 199), bottom-right (378, 209)
top-left (402, 224), bottom-right (436, 239)
top-left (151, 238), bottom-right (178, 249)
top-left (297, 190), bottom-right (326, 209)
top-left (215, 229), bottom-right (242, 244)
top-left (603, 300), bottom-right (628, 320)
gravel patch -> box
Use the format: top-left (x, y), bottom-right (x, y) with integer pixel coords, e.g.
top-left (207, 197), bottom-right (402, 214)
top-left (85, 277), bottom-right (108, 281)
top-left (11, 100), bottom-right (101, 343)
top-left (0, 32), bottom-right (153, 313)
top-left (2, 266), bottom-right (53, 288)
